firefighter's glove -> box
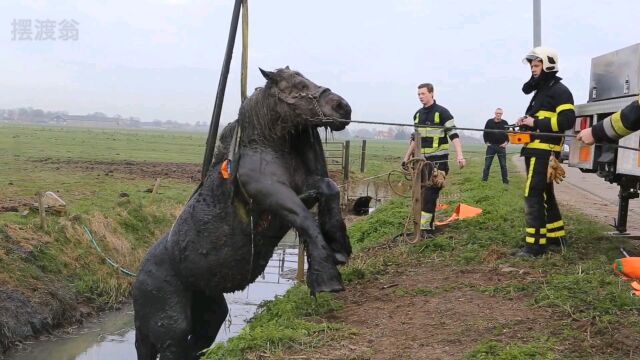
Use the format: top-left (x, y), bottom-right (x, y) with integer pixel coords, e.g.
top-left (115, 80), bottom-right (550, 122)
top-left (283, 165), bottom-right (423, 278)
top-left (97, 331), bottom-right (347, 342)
top-left (431, 170), bottom-right (446, 188)
top-left (547, 156), bottom-right (566, 184)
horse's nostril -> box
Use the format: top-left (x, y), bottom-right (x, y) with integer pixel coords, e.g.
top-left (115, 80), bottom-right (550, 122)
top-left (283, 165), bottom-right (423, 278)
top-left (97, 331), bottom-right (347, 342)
top-left (334, 101), bottom-right (351, 116)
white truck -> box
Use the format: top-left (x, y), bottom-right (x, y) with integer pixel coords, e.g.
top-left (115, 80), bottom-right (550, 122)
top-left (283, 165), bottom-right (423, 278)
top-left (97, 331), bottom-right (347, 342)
top-left (568, 43), bottom-right (640, 235)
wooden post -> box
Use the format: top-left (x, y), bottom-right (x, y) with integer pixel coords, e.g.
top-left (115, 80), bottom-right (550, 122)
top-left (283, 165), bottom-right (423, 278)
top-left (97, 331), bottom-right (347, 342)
top-left (296, 238), bottom-right (305, 283)
top-left (412, 132), bottom-right (422, 241)
top-left (38, 192), bottom-right (47, 230)
top-left (360, 140), bottom-right (367, 173)
top-left (343, 140), bottom-right (351, 182)
top-left (152, 178), bottom-right (161, 195)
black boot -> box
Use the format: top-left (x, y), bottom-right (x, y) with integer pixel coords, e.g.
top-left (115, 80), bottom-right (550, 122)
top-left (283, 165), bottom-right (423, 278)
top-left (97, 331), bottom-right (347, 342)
top-left (421, 229), bottom-right (435, 240)
top-left (512, 244), bottom-right (548, 258)
top-left (547, 237), bottom-right (567, 249)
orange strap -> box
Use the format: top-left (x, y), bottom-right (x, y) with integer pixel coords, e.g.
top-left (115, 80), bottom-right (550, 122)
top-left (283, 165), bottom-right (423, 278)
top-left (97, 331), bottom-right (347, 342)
top-left (220, 159), bottom-right (231, 179)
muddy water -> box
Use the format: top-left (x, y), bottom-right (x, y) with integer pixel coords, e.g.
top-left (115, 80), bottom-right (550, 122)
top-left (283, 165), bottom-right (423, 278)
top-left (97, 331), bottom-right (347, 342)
top-left (6, 233), bottom-right (301, 360)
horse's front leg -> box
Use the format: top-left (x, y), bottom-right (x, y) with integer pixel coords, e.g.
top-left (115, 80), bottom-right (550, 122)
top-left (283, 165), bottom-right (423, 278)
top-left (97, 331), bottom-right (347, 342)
top-left (239, 167), bottom-right (343, 294)
top-left (304, 177), bottom-right (351, 264)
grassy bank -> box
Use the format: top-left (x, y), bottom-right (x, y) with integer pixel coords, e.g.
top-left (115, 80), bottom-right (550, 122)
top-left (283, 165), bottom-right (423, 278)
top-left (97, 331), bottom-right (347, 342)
top-left (204, 152), bottom-right (640, 359)
top-left (0, 125), bottom-right (200, 350)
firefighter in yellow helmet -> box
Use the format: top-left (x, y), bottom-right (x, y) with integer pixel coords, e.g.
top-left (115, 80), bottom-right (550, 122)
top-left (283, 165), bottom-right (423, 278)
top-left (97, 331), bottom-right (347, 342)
top-left (513, 47), bottom-right (576, 257)
top-left (576, 96), bottom-right (640, 144)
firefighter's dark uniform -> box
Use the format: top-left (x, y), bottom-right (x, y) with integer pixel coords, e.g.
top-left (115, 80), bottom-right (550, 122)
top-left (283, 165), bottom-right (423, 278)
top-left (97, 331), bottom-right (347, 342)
top-left (591, 96), bottom-right (640, 142)
top-left (520, 74), bottom-right (575, 254)
top-left (413, 101), bottom-right (458, 232)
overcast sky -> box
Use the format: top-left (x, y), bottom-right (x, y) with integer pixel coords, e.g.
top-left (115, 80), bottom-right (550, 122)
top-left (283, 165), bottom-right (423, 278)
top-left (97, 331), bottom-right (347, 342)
top-left (2, 0), bottom-right (640, 131)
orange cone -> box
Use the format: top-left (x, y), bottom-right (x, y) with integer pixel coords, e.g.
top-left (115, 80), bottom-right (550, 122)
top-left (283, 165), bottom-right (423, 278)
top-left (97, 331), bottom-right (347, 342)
top-left (435, 204), bottom-right (482, 226)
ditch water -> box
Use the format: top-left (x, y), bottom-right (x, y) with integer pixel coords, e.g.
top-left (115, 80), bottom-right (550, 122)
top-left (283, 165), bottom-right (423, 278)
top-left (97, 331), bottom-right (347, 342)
top-left (6, 233), bottom-right (301, 360)
top-left (6, 180), bottom-right (396, 360)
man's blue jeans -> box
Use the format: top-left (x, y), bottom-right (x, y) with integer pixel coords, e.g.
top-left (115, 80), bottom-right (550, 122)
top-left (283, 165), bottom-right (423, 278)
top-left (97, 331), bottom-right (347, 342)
top-left (482, 144), bottom-right (508, 184)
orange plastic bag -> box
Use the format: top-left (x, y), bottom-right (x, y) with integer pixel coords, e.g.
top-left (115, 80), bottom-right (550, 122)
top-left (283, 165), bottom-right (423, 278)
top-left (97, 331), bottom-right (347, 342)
top-left (435, 204), bottom-right (482, 226)
top-left (613, 257), bottom-right (640, 280)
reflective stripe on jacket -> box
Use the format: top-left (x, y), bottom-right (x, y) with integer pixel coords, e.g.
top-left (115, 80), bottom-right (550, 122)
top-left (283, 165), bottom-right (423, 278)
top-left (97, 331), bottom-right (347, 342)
top-left (413, 101), bottom-right (459, 155)
top-left (592, 96), bottom-right (640, 142)
top-left (522, 76), bottom-right (575, 155)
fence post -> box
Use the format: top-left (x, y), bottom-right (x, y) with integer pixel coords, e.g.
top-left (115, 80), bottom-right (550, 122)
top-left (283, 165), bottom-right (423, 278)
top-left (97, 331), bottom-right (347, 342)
top-left (38, 192), bottom-right (47, 230)
top-left (412, 132), bottom-right (422, 240)
top-left (296, 238), bottom-right (305, 283)
top-left (360, 140), bottom-right (367, 173)
top-left (343, 140), bottom-right (351, 182)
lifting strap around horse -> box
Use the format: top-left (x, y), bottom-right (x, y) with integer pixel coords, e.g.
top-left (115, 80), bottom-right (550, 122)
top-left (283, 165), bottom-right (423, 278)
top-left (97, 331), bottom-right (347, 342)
top-left (200, 0), bottom-right (244, 182)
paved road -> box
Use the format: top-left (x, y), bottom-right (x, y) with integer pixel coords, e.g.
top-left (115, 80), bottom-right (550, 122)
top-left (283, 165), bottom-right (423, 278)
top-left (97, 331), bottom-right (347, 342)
top-left (511, 155), bottom-right (640, 235)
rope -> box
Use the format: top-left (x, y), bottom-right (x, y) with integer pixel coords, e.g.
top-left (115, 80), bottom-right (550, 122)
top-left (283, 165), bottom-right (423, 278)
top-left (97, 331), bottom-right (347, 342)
top-left (82, 225), bottom-right (137, 277)
top-left (240, 0), bottom-right (248, 103)
top-left (312, 117), bottom-right (640, 152)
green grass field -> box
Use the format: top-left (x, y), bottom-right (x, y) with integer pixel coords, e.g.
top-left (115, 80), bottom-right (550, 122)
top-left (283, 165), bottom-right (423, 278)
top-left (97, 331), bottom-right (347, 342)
top-left (5, 124), bottom-right (636, 359)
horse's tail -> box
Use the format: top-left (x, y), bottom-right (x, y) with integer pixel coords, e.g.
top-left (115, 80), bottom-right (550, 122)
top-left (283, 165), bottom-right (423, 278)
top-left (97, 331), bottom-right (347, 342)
top-left (135, 329), bottom-right (158, 360)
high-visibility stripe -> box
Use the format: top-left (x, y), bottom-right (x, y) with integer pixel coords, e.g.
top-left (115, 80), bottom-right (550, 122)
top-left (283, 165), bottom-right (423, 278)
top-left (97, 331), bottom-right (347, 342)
top-left (551, 117), bottom-right (559, 132)
top-left (547, 220), bottom-right (564, 229)
top-left (556, 103), bottom-right (575, 113)
top-left (536, 110), bottom-right (556, 119)
top-left (421, 211), bottom-right (433, 230)
top-left (423, 128), bottom-right (444, 137)
top-left (547, 230), bottom-right (566, 237)
top-left (524, 236), bottom-right (547, 245)
top-left (525, 157), bottom-right (536, 196)
top-left (422, 149), bottom-right (449, 157)
top-left (535, 110), bottom-right (558, 131)
top-left (434, 112), bottom-right (440, 124)
top-left (421, 143), bottom-right (448, 154)
top-left (414, 112), bottom-right (420, 124)
top-left (603, 114), bottom-right (621, 140)
top-left (527, 228), bottom-right (548, 235)
top-left (525, 140), bottom-right (562, 152)
top-left (610, 111), bottom-right (633, 137)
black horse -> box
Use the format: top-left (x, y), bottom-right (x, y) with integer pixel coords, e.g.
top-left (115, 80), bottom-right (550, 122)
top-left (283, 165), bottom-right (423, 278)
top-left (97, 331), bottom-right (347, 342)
top-left (132, 67), bottom-right (352, 360)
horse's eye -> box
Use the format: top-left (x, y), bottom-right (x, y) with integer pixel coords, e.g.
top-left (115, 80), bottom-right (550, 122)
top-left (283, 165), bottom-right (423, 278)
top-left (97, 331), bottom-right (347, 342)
top-left (295, 80), bottom-right (308, 91)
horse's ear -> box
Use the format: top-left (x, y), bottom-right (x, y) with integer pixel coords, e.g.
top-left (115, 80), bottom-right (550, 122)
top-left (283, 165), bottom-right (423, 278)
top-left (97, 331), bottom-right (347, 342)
top-left (259, 68), bottom-right (277, 83)
top-left (284, 65), bottom-right (290, 70)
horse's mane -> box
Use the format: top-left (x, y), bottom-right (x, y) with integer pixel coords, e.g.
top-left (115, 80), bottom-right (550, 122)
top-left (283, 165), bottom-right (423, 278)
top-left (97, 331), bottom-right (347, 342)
top-left (237, 84), bottom-right (306, 147)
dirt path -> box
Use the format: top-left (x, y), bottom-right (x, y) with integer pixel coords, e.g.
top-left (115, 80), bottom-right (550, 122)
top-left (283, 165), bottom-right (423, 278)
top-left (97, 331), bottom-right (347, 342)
top-left (35, 158), bottom-right (202, 182)
top-left (284, 260), bottom-right (558, 360)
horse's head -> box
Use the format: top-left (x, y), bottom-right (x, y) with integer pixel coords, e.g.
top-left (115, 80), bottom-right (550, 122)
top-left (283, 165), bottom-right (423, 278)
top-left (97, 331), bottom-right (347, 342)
top-left (259, 67), bottom-right (351, 131)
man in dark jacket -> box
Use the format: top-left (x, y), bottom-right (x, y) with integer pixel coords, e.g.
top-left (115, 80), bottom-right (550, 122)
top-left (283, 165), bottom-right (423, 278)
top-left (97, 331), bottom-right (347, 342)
top-left (482, 108), bottom-right (509, 184)
top-left (514, 47), bottom-right (576, 258)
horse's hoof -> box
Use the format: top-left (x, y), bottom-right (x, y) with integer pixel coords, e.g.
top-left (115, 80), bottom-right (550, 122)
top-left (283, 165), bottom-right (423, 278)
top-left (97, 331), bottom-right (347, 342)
top-left (334, 252), bottom-right (348, 265)
top-left (308, 269), bottom-right (345, 293)
top-left (313, 281), bottom-right (345, 293)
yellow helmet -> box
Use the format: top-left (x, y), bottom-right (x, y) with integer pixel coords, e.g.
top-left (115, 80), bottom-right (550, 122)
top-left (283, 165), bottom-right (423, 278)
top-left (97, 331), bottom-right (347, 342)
top-left (523, 47), bottom-right (559, 72)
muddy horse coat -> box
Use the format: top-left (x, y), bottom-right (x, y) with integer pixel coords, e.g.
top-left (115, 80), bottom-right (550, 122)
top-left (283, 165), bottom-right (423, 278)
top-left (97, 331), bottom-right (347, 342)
top-left (132, 67), bottom-right (352, 360)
